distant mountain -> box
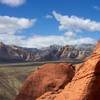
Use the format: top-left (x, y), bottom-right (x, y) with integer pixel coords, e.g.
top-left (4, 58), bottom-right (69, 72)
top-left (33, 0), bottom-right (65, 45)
top-left (16, 39), bottom-right (100, 100)
top-left (0, 42), bottom-right (95, 63)
top-left (0, 42), bottom-right (38, 63)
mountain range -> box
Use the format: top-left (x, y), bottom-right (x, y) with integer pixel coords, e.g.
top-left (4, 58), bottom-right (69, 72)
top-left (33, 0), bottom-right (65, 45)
top-left (0, 42), bottom-right (95, 63)
top-left (15, 41), bottom-right (100, 100)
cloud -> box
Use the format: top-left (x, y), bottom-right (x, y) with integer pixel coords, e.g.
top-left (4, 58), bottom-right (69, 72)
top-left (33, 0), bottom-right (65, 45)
top-left (0, 0), bottom-right (26, 7)
top-left (93, 6), bottom-right (100, 11)
top-left (0, 34), bottom-right (96, 48)
top-left (0, 16), bottom-right (36, 34)
top-left (52, 11), bottom-right (100, 32)
top-left (25, 35), bottom-right (96, 48)
top-left (0, 34), bottom-right (26, 46)
top-left (45, 14), bottom-right (53, 19)
top-left (64, 31), bottom-right (75, 38)
top-left (0, 11), bottom-right (97, 48)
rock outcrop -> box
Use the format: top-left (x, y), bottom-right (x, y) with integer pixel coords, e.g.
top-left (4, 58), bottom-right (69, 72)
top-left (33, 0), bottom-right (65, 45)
top-left (37, 41), bottom-right (100, 100)
top-left (59, 44), bottom-right (94, 61)
top-left (15, 63), bottom-right (75, 100)
top-left (0, 42), bottom-right (94, 63)
top-left (0, 42), bottom-right (38, 63)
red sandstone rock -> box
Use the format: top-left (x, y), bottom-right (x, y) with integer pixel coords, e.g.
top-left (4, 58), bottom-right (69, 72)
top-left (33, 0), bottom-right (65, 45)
top-left (36, 90), bottom-right (62, 100)
top-left (37, 41), bottom-right (100, 100)
top-left (54, 43), bottom-right (100, 100)
top-left (15, 63), bottom-right (74, 100)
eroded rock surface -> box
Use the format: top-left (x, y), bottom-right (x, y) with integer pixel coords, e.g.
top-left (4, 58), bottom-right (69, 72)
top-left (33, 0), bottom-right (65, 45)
top-left (15, 63), bottom-right (75, 100)
top-left (0, 42), bottom-right (94, 63)
top-left (37, 41), bottom-right (100, 100)
top-left (15, 41), bottom-right (100, 100)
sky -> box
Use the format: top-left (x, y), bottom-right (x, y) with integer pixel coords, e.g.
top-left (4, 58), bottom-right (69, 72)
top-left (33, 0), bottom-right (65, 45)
top-left (0, 0), bottom-right (100, 48)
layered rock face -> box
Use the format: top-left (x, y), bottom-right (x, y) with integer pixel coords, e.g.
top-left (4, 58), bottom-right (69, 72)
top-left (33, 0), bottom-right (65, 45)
top-left (57, 44), bottom-right (93, 61)
top-left (0, 42), bottom-right (94, 63)
top-left (0, 42), bottom-right (37, 63)
top-left (15, 63), bottom-right (75, 100)
top-left (37, 41), bottom-right (100, 100)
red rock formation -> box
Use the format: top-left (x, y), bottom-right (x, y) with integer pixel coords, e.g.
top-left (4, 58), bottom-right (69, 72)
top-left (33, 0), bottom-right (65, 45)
top-left (15, 63), bottom-right (74, 100)
top-left (37, 41), bottom-right (100, 100)
top-left (56, 44), bottom-right (100, 100)
top-left (36, 90), bottom-right (62, 100)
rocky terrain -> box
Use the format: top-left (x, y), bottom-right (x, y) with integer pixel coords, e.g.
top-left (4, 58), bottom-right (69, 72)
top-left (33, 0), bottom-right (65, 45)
top-left (0, 42), bottom-right (38, 63)
top-left (0, 42), bottom-right (94, 63)
top-left (15, 63), bottom-right (75, 100)
top-left (15, 41), bottom-right (100, 100)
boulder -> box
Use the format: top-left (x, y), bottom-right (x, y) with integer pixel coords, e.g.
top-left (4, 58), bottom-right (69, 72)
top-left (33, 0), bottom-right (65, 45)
top-left (37, 41), bottom-right (100, 100)
top-left (15, 63), bottom-right (75, 100)
top-left (55, 41), bottom-right (100, 100)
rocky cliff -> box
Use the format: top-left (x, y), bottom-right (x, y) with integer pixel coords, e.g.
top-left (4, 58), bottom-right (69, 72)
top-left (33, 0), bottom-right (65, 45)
top-left (37, 41), bottom-right (100, 100)
top-left (0, 42), bottom-right (94, 63)
top-left (0, 42), bottom-right (38, 63)
top-left (16, 41), bottom-right (100, 100)
top-left (15, 63), bottom-right (75, 100)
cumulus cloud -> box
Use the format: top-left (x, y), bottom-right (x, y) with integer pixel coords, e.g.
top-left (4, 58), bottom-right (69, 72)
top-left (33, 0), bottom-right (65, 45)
top-left (0, 11), bottom-right (97, 48)
top-left (0, 34), bottom-right (96, 48)
top-left (0, 16), bottom-right (36, 34)
top-left (25, 35), bottom-right (96, 48)
top-left (45, 14), bottom-right (53, 19)
top-left (0, 34), bottom-right (26, 46)
top-left (52, 11), bottom-right (100, 32)
top-left (0, 0), bottom-right (26, 7)
top-left (64, 31), bottom-right (75, 38)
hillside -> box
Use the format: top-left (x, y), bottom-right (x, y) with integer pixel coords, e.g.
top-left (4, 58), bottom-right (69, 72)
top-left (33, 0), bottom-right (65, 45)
top-left (0, 64), bottom-right (38, 100)
top-left (0, 42), bottom-right (95, 63)
top-left (15, 41), bottom-right (100, 100)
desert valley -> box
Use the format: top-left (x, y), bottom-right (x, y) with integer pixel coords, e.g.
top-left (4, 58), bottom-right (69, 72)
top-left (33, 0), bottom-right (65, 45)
top-left (0, 0), bottom-right (100, 100)
top-left (0, 42), bottom-right (95, 100)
